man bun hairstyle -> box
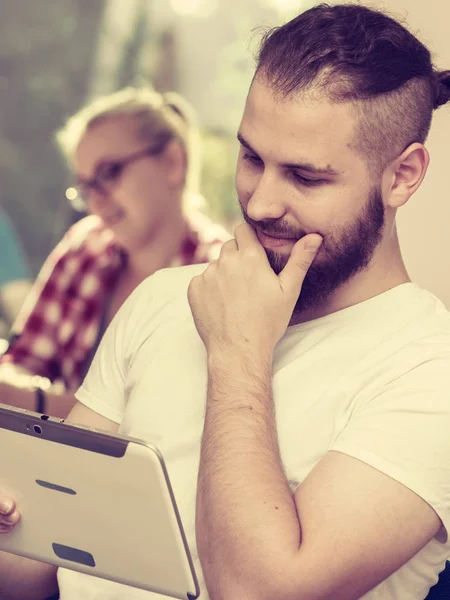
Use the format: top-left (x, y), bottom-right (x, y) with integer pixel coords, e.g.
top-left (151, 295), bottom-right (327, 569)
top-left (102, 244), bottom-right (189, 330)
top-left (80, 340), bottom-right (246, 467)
top-left (255, 3), bottom-right (450, 175)
top-left (434, 70), bottom-right (450, 109)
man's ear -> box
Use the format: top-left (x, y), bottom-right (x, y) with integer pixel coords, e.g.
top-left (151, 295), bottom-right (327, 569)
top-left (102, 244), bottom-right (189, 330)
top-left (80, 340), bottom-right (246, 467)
top-left (383, 143), bottom-right (430, 209)
top-left (162, 138), bottom-right (188, 190)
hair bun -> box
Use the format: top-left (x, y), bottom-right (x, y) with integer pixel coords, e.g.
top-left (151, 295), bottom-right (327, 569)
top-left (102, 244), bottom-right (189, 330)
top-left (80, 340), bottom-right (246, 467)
top-left (434, 70), bottom-right (450, 109)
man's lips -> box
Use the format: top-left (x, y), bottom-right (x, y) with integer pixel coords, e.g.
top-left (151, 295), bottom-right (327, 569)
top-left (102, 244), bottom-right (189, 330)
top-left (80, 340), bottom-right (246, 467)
top-left (256, 229), bottom-right (298, 249)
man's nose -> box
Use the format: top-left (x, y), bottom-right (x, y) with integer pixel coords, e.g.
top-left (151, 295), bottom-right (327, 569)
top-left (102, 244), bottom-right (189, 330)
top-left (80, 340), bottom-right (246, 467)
top-left (245, 172), bottom-right (288, 223)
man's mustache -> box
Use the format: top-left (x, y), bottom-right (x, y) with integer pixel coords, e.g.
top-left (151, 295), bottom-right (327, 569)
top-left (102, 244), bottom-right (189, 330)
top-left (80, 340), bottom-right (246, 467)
top-left (241, 209), bottom-right (307, 241)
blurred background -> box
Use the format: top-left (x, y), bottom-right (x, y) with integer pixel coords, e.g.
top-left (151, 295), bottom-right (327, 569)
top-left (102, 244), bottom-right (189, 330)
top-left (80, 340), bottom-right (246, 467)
top-left (0, 0), bottom-right (312, 276)
top-left (0, 0), bottom-right (448, 309)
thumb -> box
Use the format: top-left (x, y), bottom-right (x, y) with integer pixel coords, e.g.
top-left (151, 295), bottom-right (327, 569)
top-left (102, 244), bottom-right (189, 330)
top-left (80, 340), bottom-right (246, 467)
top-left (278, 234), bottom-right (323, 293)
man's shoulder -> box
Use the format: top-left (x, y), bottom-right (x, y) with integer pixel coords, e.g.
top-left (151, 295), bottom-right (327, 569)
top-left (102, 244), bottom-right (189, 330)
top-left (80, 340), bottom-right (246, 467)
top-left (126, 263), bottom-right (207, 318)
top-left (412, 287), bottom-right (450, 344)
top-left (140, 263), bottom-right (207, 297)
top-left (115, 265), bottom-right (206, 359)
top-left (362, 290), bottom-right (450, 395)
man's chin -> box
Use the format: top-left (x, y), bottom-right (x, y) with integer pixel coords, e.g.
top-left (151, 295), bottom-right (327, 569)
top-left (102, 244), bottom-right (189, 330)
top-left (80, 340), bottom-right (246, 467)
top-left (264, 248), bottom-right (290, 275)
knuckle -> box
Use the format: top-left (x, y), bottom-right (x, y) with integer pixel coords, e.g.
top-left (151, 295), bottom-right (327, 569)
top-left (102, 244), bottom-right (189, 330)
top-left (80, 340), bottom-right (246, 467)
top-left (204, 261), bottom-right (217, 275)
top-left (221, 240), bottom-right (236, 254)
top-left (234, 223), bottom-right (245, 237)
top-left (187, 278), bottom-right (196, 294)
top-left (218, 249), bottom-right (234, 266)
top-left (187, 280), bottom-right (198, 302)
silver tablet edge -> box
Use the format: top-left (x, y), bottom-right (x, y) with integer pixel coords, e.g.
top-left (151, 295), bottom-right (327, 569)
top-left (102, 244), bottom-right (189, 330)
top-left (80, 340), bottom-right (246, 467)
top-left (0, 402), bottom-right (200, 598)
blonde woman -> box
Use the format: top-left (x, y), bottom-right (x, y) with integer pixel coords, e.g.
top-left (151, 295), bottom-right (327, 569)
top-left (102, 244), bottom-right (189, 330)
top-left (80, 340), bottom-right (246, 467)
top-left (0, 87), bottom-right (230, 417)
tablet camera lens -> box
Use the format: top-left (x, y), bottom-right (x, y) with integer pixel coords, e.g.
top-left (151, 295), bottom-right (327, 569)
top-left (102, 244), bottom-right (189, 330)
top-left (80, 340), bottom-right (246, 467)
top-left (33, 424), bottom-right (43, 435)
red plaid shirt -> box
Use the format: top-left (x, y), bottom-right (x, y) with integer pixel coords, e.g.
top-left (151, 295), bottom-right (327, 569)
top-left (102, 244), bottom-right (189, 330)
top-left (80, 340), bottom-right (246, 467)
top-left (1, 213), bottom-right (230, 389)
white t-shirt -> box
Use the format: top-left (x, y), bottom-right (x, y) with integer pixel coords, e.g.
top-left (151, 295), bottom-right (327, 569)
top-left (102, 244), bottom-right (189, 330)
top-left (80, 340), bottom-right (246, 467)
top-left (59, 264), bottom-right (450, 600)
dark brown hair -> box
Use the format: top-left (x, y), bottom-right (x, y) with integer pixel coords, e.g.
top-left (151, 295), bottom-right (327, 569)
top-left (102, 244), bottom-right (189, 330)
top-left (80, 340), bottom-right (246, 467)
top-left (255, 4), bottom-right (450, 174)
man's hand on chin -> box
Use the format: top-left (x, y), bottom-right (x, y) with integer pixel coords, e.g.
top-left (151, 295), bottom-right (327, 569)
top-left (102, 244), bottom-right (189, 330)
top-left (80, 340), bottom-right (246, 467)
top-left (188, 222), bottom-right (322, 359)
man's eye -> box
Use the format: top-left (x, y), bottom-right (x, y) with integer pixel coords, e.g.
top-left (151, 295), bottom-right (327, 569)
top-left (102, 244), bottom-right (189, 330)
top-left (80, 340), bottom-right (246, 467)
top-left (98, 163), bottom-right (123, 183)
top-left (243, 153), bottom-right (263, 166)
top-left (291, 172), bottom-right (324, 187)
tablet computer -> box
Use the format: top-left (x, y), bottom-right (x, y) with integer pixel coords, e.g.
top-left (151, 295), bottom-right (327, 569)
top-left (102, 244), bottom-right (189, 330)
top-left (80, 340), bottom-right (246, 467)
top-left (0, 403), bottom-right (199, 600)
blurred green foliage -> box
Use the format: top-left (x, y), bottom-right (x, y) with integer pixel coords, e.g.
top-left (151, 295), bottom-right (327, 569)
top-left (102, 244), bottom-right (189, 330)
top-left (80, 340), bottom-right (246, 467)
top-left (0, 0), bottom-right (242, 277)
top-left (0, 0), bottom-right (105, 274)
top-left (201, 130), bottom-right (241, 226)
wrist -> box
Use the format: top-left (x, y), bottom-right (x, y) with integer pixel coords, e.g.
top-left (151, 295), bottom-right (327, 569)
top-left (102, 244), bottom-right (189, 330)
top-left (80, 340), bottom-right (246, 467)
top-left (206, 352), bottom-right (273, 413)
top-left (207, 344), bottom-right (273, 377)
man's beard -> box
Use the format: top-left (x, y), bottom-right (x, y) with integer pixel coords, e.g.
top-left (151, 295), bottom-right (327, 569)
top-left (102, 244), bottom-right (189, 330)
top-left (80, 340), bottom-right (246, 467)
top-left (241, 187), bottom-right (385, 315)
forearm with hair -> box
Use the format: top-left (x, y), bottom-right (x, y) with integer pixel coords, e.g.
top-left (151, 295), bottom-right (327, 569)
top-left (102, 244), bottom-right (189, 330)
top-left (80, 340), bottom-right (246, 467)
top-left (196, 351), bottom-right (302, 600)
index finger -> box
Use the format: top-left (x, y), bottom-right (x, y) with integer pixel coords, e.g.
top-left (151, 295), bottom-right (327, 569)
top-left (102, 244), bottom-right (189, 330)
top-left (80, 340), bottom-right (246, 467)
top-left (234, 222), bottom-right (265, 254)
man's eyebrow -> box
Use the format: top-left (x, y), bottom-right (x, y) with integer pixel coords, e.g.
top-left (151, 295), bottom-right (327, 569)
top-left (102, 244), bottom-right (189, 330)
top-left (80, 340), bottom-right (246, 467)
top-left (237, 132), bottom-right (339, 177)
top-left (237, 133), bottom-right (258, 155)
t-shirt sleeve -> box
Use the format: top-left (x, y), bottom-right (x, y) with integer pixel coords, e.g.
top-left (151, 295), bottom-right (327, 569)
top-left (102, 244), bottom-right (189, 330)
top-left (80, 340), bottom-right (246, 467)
top-left (331, 354), bottom-right (450, 535)
top-left (74, 276), bottom-right (153, 424)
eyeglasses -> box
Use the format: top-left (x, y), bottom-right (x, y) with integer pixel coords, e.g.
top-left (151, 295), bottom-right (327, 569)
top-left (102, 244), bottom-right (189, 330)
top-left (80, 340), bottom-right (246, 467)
top-left (65, 146), bottom-right (159, 212)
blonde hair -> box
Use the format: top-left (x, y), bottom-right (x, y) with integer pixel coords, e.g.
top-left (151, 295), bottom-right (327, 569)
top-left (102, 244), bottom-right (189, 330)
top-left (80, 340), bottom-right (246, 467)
top-left (56, 87), bottom-right (202, 195)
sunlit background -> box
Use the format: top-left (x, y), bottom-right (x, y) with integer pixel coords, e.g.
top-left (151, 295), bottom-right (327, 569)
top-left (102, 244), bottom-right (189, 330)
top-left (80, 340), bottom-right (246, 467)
top-left (0, 0), bottom-right (312, 275)
top-left (1, 0), bottom-right (449, 313)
